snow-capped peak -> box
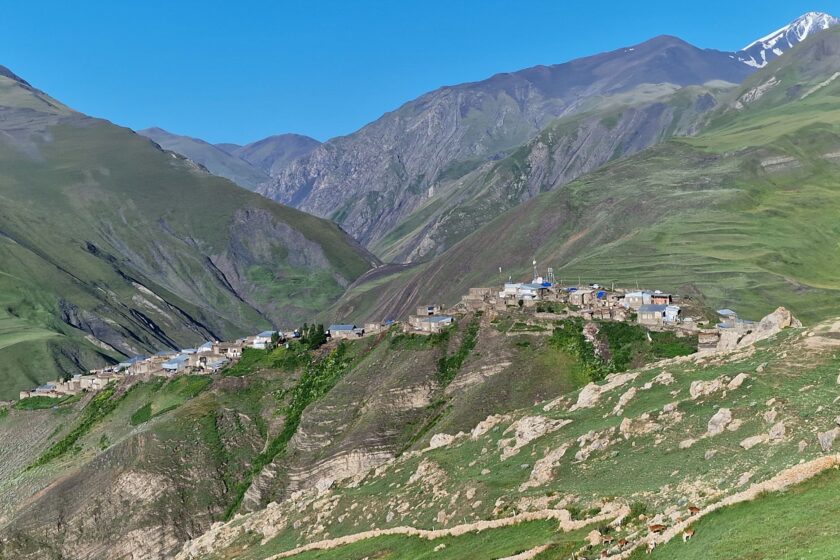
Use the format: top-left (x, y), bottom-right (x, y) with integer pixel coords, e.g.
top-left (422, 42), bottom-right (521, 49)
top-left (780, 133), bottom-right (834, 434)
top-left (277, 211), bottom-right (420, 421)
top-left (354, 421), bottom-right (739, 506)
top-left (737, 11), bottom-right (839, 68)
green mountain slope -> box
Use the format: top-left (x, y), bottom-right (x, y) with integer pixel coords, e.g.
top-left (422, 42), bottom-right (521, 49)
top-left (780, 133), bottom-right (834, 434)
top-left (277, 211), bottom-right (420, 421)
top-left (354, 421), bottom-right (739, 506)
top-left (0, 69), bottom-right (378, 399)
top-left (138, 127), bottom-right (270, 190)
top-left (371, 81), bottom-right (736, 262)
top-left (0, 312), bottom-right (607, 557)
top-left (140, 311), bottom-right (839, 559)
top-left (332, 28), bottom-right (840, 325)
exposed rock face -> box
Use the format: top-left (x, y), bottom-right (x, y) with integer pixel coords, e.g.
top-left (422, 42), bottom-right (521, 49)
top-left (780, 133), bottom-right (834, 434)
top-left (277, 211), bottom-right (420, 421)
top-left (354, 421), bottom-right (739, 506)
top-left (738, 308), bottom-right (802, 347)
top-left (519, 444), bottom-right (570, 490)
top-left (728, 373), bottom-right (750, 390)
top-left (260, 36), bottom-right (750, 258)
top-left (572, 372), bottom-right (639, 410)
top-left (691, 377), bottom-right (728, 399)
top-left (740, 434), bottom-right (769, 450)
top-left (707, 408), bottom-right (733, 436)
top-left (498, 416), bottom-right (572, 460)
top-left (818, 428), bottom-right (840, 452)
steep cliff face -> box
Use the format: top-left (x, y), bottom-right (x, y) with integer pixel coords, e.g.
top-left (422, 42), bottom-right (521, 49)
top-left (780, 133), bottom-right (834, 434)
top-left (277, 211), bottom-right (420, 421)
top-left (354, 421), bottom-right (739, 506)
top-left (260, 36), bottom-right (752, 254)
top-left (371, 83), bottom-right (731, 262)
top-left (0, 68), bottom-right (378, 399)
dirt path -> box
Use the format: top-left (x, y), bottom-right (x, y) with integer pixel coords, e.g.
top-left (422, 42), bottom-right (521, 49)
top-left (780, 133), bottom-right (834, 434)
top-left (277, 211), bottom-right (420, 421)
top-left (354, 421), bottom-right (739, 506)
top-left (267, 505), bottom-right (629, 559)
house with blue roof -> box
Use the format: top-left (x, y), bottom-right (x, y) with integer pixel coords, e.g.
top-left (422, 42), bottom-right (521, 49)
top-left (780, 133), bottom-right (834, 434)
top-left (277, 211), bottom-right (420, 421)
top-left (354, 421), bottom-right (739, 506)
top-left (162, 354), bottom-right (190, 374)
top-left (251, 330), bottom-right (277, 350)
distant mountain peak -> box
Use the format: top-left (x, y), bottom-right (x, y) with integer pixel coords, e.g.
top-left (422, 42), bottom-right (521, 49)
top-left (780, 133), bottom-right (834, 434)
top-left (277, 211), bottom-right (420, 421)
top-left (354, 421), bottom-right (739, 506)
top-left (0, 64), bottom-right (31, 86)
top-left (737, 11), bottom-right (839, 68)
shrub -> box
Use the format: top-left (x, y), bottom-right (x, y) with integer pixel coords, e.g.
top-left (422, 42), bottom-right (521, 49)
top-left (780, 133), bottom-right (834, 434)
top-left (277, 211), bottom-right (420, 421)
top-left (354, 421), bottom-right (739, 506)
top-left (629, 501), bottom-right (648, 519)
top-left (130, 403), bottom-right (152, 426)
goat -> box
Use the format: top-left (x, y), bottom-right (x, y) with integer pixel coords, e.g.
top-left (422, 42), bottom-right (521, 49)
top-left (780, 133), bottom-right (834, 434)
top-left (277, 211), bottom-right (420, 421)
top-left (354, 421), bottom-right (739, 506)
top-left (648, 523), bottom-right (667, 534)
top-left (617, 538), bottom-right (628, 549)
top-left (683, 527), bottom-right (695, 542)
top-left (646, 540), bottom-right (656, 554)
top-left (601, 534), bottom-right (615, 545)
top-left (687, 505), bottom-right (700, 516)
top-left (600, 550), bottom-right (609, 558)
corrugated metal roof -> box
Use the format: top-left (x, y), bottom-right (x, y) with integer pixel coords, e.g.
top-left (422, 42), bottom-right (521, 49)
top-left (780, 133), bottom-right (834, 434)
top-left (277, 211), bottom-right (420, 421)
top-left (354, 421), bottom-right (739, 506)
top-left (329, 324), bottom-right (356, 331)
top-left (638, 304), bottom-right (668, 313)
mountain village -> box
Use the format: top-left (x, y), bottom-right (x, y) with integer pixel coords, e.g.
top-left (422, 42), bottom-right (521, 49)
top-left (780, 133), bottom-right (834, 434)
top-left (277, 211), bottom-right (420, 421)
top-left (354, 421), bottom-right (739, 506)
top-left (18, 270), bottom-right (754, 403)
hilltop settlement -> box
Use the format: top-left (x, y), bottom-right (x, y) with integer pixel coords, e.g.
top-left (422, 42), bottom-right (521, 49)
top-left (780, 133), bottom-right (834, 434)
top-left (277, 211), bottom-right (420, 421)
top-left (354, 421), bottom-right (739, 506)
top-left (18, 273), bottom-right (758, 403)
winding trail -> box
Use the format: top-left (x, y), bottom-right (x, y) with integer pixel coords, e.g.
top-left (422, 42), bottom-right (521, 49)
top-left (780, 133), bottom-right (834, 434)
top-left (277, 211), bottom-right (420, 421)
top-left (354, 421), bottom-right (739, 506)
top-left (267, 506), bottom-right (629, 559)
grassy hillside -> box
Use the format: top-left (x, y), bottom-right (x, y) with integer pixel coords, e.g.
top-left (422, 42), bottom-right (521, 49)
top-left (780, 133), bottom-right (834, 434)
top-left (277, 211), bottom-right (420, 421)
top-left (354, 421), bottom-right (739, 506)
top-left (332, 29), bottom-right (840, 325)
top-left (0, 310), bottom-right (660, 558)
top-left (0, 71), bottom-right (378, 399)
top-left (370, 82), bottom-right (735, 263)
top-left (180, 312), bottom-right (840, 560)
top-left (138, 127), bottom-right (270, 190)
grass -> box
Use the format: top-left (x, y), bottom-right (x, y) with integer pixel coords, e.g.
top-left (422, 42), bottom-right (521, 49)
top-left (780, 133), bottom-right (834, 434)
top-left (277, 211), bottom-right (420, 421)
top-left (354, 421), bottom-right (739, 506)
top-left (224, 344), bottom-right (354, 519)
top-left (0, 83), bottom-right (377, 399)
top-left (29, 383), bottom-right (124, 468)
top-left (13, 396), bottom-right (68, 410)
top-left (637, 468), bottom-right (840, 559)
top-left (246, 520), bottom-right (587, 560)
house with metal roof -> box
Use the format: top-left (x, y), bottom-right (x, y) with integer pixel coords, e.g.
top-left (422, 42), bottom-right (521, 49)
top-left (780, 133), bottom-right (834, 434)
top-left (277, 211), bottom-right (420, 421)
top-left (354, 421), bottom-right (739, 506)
top-left (637, 304), bottom-right (669, 325)
top-left (328, 324), bottom-right (364, 339)
top-left (162, 354), bottom-right (190, 374)
top-left (251, 330), bottom-right (277, 349)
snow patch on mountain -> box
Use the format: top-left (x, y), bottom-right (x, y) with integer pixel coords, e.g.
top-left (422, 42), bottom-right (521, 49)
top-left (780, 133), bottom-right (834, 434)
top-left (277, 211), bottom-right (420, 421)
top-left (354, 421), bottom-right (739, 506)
top-left (737, 12), bottom-right (839, 68)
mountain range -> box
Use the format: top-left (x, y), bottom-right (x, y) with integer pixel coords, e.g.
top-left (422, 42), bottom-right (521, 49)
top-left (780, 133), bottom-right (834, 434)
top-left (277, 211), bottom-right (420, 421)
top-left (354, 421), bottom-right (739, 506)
top-left (1, 12), bottom-right (838, 400)
top-left (0, 68), bottom-right (376, 400)
top-left (142, 13), bottom-right (838, 267)
top-left (3, 10), bottom-right (840, 560)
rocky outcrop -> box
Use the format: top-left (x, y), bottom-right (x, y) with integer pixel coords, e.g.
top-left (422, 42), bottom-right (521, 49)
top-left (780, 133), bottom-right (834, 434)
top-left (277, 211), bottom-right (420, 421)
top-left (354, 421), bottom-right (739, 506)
top-left (260, 37), bottom-right (748, 258)
top-left (738, 307), bottom-right (802, 347)
top-left (498, 416), bottom-right (572, 460)
top-left (707, 408), bottom-right (733, 436)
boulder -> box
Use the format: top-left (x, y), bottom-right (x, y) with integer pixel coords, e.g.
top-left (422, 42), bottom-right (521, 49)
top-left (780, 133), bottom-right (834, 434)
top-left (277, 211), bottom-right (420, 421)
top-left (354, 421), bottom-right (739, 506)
top-left (737, 307), bottom-right (801, 347)
top-left (763, 409), bottom-right (778, 424)
top-left (707, 408), bottom-right (732, 436)
top-left (740, 434), bottom-right (768, 450)
top-left (769, 422), bottom-right (786, 441)
top-left (690, 377), bottom-right (727, 399)
top-left (728, 373), bottom-right (749, 390)
top-left (818, 428), bottom-right (840, 452)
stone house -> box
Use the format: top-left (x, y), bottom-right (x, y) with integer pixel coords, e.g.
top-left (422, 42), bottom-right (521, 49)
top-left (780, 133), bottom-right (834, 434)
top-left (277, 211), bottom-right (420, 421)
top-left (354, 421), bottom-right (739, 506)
top-left (623, 291), bottom-right (652, 310)
top-left (328, 324), bottom-right (364, 339)
top-left (637, 304), bottom-right (668, 325)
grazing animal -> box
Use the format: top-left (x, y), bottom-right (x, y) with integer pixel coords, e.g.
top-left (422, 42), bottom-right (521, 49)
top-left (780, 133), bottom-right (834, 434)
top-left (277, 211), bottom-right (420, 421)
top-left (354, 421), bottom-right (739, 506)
top-left (600, 550), bottom-right (609, 558)
top-left (688, 505), bottom-right (700, 516)
top-left (617, 538), bottom-right (628, 548)
top-left (648, 523), bottom-right (667, 534)
top-left (601, 535), bottom-right (614, 545)
top-left (683, 527), bottom-right (696, 542)
top-left (647, 540), bottom-right (657, 554)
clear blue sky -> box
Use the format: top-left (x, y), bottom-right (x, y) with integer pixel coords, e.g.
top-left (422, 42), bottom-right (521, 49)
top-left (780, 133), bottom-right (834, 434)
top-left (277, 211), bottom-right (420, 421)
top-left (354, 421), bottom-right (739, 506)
top-left (2, 1), bottom-right (834, 144)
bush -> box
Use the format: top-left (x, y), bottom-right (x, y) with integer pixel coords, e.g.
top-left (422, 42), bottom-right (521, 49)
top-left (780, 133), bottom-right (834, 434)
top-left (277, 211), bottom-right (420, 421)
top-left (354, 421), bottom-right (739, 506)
top-left (30, 384), bottom-right (124, 467)
top-left (14, 396), bottom-right (67, 410)
top-left (130, 402), bottom-right (152, 426)
top-left (629, 501), bottom-right (648, 519)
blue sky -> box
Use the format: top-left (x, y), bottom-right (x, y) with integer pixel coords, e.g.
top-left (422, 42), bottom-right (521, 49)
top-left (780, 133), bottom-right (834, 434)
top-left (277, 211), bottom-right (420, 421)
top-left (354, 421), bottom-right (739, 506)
top-left (2, 1), bottom-right (835, 144)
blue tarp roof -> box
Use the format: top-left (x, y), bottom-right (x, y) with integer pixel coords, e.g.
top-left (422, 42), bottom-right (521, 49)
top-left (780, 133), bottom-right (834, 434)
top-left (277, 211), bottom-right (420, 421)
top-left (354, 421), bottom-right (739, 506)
top-left (596, 291), bottom-right (606, 298)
